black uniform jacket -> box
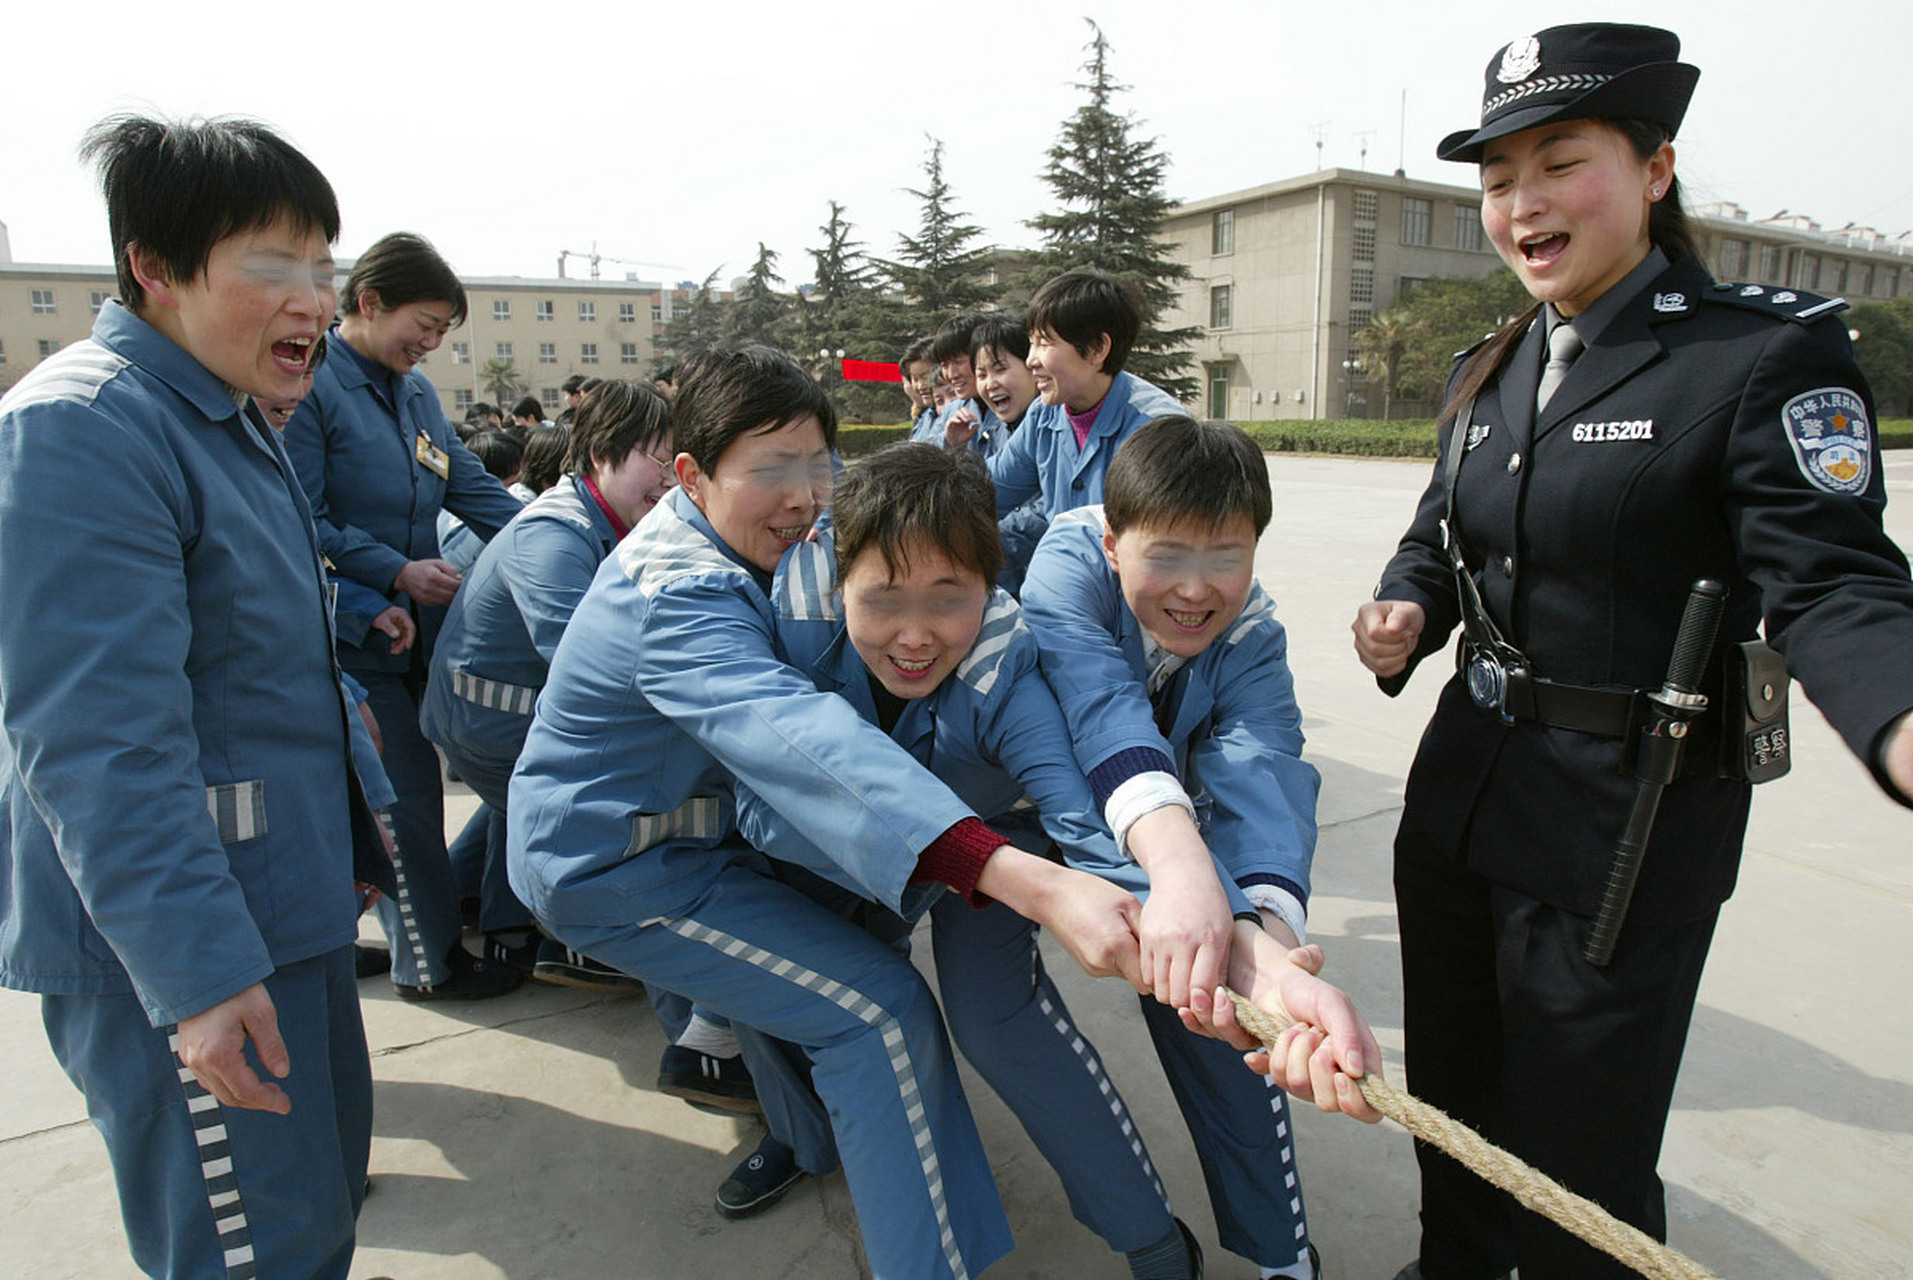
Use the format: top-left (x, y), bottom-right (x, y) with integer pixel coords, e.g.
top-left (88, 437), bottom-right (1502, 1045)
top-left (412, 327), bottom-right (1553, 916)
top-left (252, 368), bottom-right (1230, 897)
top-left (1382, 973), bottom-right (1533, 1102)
top-left (1376, 253), bottom-right (1913, 924)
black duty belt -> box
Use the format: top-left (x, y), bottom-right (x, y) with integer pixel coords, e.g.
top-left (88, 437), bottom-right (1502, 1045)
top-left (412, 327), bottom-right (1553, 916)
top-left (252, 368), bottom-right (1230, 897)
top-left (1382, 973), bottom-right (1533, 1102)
top-left (1499, 663), bottom-right (1637, 737)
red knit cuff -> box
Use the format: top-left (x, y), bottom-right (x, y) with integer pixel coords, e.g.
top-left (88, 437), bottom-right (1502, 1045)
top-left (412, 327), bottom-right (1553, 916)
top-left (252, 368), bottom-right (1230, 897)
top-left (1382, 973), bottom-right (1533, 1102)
top-left (912, 817), bottom-right (1005, 908)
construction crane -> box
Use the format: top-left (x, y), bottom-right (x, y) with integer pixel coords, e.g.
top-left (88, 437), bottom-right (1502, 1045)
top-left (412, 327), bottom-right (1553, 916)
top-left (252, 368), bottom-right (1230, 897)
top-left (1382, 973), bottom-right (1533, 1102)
top-left (557, 242), bottom-right (684, 281)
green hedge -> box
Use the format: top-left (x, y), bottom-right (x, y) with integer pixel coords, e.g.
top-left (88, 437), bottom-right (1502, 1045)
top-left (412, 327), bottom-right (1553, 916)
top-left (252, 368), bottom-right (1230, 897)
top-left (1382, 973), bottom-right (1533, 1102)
top-left (845, 418), bottom-right (1913, 460)
top-left (837, 425), bottom-right (915, 457)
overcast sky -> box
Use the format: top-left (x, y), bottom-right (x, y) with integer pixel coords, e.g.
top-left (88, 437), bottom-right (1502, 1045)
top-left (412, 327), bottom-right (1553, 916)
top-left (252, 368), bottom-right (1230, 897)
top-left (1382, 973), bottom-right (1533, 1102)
top-left (5, 0), bottom-right (1908, 290)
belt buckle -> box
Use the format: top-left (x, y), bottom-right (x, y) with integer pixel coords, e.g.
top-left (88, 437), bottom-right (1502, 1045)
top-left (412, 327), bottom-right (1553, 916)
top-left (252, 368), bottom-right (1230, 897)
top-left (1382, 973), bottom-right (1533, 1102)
top-left (1465, 645), bottom-right (1516, 725)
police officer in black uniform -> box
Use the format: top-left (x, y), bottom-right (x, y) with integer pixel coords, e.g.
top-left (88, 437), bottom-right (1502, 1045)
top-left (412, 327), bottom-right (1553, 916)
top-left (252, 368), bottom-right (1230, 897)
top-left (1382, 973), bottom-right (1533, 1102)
top-left (1350, 23), bottom-right (1913, 1280)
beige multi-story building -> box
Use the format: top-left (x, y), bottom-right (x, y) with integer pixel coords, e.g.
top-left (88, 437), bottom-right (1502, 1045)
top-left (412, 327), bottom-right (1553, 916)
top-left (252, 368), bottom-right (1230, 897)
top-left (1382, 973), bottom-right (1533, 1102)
top-left (1163, 168), bottom-right (1913, 420)
top-left (0, 244), bottom-right (726, 415)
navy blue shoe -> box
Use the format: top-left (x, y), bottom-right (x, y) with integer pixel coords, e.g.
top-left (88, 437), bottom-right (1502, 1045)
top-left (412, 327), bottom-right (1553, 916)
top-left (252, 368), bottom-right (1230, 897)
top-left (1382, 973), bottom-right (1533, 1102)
top-left (715, 1134), bottom-right (805, 1219)
top-left (658, 1043), bottom-right (760, 1114)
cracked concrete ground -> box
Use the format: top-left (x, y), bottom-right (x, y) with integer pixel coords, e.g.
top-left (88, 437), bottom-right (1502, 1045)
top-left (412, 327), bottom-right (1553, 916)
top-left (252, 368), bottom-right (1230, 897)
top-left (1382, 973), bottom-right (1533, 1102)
top-left (4, 454), bottom-right (1909, 1278)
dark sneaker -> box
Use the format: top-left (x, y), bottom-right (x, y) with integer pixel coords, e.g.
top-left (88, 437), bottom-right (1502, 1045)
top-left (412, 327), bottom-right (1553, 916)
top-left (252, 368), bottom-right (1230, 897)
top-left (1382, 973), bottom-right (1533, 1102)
top-left (395, 943), bottom-right (524, 1002)
top-left (658, 1043), bottom-right (760, 1114)
top-left (483, 930), bottom-right (541, 976)
top-left (354, 942), bottom-right (391, 979)
top-left (715, 1135), bottom-right (805, 1219)
top-left (532, 938), bottom-right (645, 993)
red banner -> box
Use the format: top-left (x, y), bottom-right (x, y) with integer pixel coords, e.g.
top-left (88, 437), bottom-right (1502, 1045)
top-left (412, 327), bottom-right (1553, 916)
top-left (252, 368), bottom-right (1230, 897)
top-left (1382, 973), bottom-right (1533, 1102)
top-left (841, 359), bottom-right (901, 383)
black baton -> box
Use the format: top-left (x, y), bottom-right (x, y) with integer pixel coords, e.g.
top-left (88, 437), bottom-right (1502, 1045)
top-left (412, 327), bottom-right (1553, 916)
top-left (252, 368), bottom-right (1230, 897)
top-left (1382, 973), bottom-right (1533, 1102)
top-left (1584, 579), bottom-right (1728, 967)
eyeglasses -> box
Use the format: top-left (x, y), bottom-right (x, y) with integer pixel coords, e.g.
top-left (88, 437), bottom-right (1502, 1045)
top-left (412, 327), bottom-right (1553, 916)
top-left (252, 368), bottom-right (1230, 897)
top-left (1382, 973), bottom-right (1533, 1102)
top-left (645, 448), bottom-right (680, 487)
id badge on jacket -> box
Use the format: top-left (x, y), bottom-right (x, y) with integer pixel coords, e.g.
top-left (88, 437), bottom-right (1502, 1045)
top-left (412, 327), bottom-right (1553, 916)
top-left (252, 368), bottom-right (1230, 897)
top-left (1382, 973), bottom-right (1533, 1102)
top-left (415, 432), bottom-right (450, 478)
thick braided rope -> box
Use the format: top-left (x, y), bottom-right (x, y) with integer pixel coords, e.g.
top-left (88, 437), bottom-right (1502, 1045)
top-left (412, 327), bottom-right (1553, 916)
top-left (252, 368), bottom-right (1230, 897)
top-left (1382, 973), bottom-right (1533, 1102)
top-left (1220, 988), bottom-right (1720, 1280)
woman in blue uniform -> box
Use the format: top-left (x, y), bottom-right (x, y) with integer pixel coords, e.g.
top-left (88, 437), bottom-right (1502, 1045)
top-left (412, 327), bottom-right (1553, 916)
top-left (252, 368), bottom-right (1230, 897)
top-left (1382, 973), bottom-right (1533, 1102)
top-left (284, 232), bottom-right (526, 999)
top-left (1351, 24), bottom-right (1913, 1280)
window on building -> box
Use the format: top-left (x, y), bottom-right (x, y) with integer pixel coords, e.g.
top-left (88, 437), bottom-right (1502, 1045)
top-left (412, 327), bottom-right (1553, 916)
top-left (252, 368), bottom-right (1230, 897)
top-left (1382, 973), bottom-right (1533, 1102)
top-left (451, 341), bottom-right (470, 364)
top-left (618, 301), bottom-right (637, 324)
top-left (538, 342), bottom-right (557, 364)
top-left (1855, 263), bottom-right (1874, 296)
top-left (492, 299), bottom-right (510, 321)
top-left (454, 389), bottom-right (473, 410)
top-left (1350, 267), bottom-right (1374, 306)
top-left (1825, 259), bottom-right (1847, 292)
top-left (1453, 206), bottom-right (1482, 252)
top-left (1718, 238), bottom-right (1748, 278)
top-left (1353, 189), bottom-right (1379, 224)
top-left (620, 342), bottom-right (639, 364)
top-left (0, 339), bottom-right (7, 364)
top-left (90, 289), bottom-right (110, 314)
top-left (39, 339), bottom-right (60, 357)
top-left (651, 305), bottom-right (664, 322)
top-left (541, 387), bottom-right (560, 409)
top-left (496, 341), bottom-right (514, 359)
top-left (1352, 224), bottom-right (1376, 263)
top-left (30, 288), bottom-right (56, 315)
top-left (1401, 198), bottom-right (1432, 246)
top-left (536, 299), bottom-right (554, 322)
top-left (1397, 275), bottom-right (1428, 298)
top-left (1209, 284), bottom-right (1233, 329)
top-left (580, 342), bottom-right (599, 364)
top-left (1794, 254), bottom-right (1821, 290)
top-left (1212, 209), bottom-right (1235, 255)
top-left (1758, 244), bottom-right (1784, 282)
top-left (1887, 270), bottom-right (1901, 300)
top-left (1207, 364), bottom-right (1230, 420)
top-left (579, 301), bottom-right (596, 323)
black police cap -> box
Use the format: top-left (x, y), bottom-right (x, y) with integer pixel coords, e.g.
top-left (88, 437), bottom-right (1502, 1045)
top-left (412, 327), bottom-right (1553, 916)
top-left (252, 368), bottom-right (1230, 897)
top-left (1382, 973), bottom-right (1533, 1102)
top-left (1438, 23), bottom-right (1700, 164)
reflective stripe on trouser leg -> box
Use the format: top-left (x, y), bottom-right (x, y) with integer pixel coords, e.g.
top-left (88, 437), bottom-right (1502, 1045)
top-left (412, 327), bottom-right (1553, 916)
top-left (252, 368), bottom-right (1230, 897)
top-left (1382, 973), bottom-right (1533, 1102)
top-left (931, 894), bottom-right (1173, 1251)
top-left (167, 1033), bottom-right (256, 1279)
top-left (664, 916), bottom-right (973, 1280)
top-left (375, 810), bottom-right (438, 985)
top-left (1137, 994), bottom-right (1311, 1268)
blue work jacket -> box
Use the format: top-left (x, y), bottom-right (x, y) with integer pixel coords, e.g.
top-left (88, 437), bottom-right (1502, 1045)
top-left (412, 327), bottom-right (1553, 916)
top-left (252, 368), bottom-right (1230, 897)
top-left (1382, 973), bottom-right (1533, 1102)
top-left (985, 372), bottom-right (1183, 518)
top-left (422, 476), bottom-right (617, 767)
top-left (742, 536), bottom-right (1248, 913)
top-left (1020, 506), bottom-right (1320, 915)
top-left (508, 487), bottom-right (980, 929)
top-left (0, 303), bottom-right (372, 1025)
top-left (281, 329), bottom-right (522, 670)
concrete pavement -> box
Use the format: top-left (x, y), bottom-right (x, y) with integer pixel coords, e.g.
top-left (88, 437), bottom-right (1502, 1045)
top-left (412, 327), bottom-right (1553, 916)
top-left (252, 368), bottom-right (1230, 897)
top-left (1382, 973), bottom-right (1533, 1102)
top-left (4, 453), bottom-right (1909, 1278)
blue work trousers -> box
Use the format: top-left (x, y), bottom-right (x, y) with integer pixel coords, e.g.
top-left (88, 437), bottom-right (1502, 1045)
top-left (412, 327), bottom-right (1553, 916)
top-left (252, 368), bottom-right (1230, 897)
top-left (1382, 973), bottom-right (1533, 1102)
top-left (555, 848), bottom-right (1012, 1280)
top-left (42, 947), bottom-right (371, 1280)
top-left (360, 669), bottom-right (461, 985)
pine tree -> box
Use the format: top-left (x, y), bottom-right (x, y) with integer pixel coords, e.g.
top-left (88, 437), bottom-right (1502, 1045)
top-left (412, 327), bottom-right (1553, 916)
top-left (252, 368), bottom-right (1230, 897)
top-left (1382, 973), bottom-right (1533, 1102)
top-left (658, 269), bottom-right (727, 364)
top-left (794, 202), bottom-right (908, 423)
top-left (1028, 20), bottom-right (1199, 402)
top-left (882, 137), bottom-right (1003, 323)
top-left (726, 243), bottom-right (789, 349)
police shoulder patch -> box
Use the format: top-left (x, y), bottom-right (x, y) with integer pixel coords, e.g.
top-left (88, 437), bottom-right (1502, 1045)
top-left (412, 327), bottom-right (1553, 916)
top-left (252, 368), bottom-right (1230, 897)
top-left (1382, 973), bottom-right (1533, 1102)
top-left (1780, 386), bottom-right (1872, 495)
top-left (1709, 282), bottom-right (1848, 324)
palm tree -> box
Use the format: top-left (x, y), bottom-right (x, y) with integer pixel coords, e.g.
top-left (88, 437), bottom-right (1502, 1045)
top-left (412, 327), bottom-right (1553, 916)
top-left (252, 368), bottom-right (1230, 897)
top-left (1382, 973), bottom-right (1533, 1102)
top-left (479, 358), bottom-right (524, 409)
top-left (1354, 309), bottom-right (1414, 420)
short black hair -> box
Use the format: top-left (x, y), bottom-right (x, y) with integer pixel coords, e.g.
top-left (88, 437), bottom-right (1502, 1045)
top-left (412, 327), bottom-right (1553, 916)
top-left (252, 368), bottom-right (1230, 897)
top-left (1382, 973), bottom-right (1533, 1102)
top-left (930, 312), bottom-right (989, 365)
top-left (511, 395), bottom-right (543, 421)
top-left (80, 114), bottom-right (340, 314)
top-left (652, 363), bottom-right (678, 385)
top-left (519, 423), bottom-right (571, 493)
top-left (466, 401), bottom-right (497, 423)
top-left (561, 374), bottom-right (589, 394)
top-left (833, 443), bottom-right (1001, 588)
top-left (1104, 415), bottom-right (1272, 538)
top-left (342, 232), bottom-right (467, 325)
top-left (969, 315), bottom-right (1029, 365)
top-left (578, 377), bottom-right (603, 395)
top-left (466, 429), bottom-right (525, 483)
top-left (672, 345), bottom-right (838, 477)
top-left (899, 336), bottom-right (934, 369)
top-left (1026, 270), bottom-right (1144, 376)
top-left (564, 380), bottom-right (672, 474)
